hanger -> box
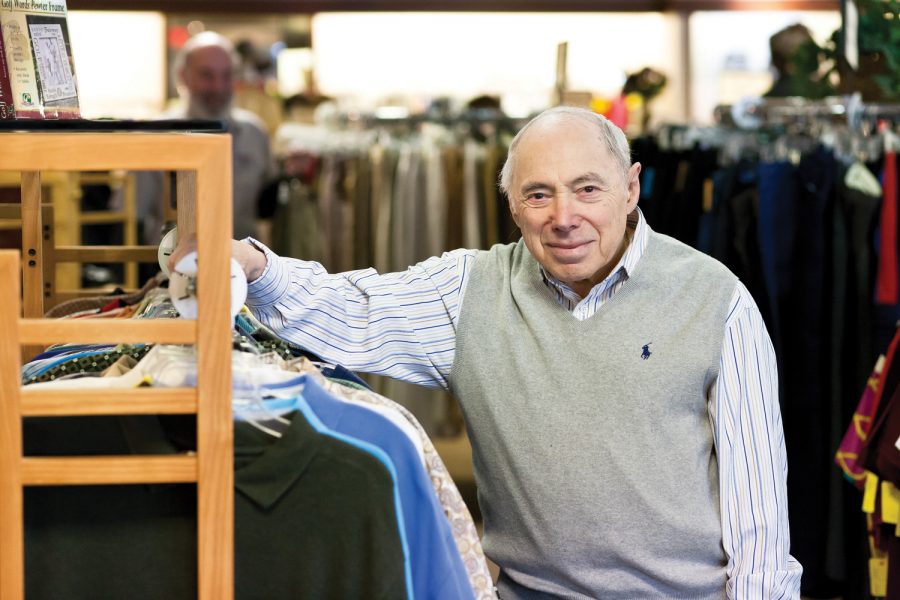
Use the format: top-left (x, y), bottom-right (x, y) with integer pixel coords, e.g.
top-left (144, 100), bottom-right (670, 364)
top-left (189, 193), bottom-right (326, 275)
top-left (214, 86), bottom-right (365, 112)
top-left (233, 383), bottom-right (292, 438)
top-left (128, 344), bottom-right (302, 438)
top-left (232, 353), bottom-right (310, 437)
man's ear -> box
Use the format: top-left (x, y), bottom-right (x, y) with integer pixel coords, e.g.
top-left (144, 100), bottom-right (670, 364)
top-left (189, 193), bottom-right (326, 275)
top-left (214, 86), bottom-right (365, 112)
top-left (625, 162), bottom-right (642, 212)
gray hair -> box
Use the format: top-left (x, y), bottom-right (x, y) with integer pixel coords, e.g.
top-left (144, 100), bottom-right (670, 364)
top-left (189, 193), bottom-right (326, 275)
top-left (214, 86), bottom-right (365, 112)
top-left (499, 106), bottom-right (632, 197)
top-left (171, 31), bottom-right (237, 85)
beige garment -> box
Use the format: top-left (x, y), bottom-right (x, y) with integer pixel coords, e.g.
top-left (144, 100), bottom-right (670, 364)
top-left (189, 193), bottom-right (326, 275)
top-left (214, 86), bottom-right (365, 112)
top-left (272, 178), bottom-right (323, 263)
top-left (391, 142), bottom-right (417, 270)
top-left (462, 140), bottom-right (486, 249)
top-left (422, 129), bottom-right (448, 257)
top-left (286, 358), bottom-right (497, 600)
top-left (443, 145), bottom-right (465, 250)
top-left (101, 354), bottom-right (140, 378)
top-left (340, 156), bottom-right (358, 273)
top-left (483, 144), bottom-right (501, 248)
top-left (317, 154), bottom-right (343, 271)
top-left (352, 153), bottom-right (373, 269)
top-left (371, 142), bottom-right (397, 274)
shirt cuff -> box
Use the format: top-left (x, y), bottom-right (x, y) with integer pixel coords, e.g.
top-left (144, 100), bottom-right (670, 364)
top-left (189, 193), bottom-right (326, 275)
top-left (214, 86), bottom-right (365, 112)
top-left (241, 237), bottom-right (291, 307)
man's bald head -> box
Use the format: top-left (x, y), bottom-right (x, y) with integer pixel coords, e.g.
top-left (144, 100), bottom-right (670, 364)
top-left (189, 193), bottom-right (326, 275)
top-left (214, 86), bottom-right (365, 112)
top-left (499, 107), bottom-right (632, 198)
top-left (175, 32), bottom-right (238, 119)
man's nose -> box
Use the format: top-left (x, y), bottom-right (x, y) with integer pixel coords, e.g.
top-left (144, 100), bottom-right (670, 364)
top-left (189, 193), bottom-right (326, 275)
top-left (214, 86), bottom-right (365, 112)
top-left (212, 73), bottom-right (232, 92)
top-left (550, 193), bottom-right (580, 229)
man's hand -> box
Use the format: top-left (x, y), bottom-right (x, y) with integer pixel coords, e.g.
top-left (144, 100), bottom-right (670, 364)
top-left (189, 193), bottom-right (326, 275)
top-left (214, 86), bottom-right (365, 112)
top-left (167, 234), bottom-right (268, 282)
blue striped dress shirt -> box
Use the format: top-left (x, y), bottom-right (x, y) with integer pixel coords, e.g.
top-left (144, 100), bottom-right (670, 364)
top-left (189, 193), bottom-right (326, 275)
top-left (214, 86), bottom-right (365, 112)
top-left (245, 208), bottom-right (802, 598)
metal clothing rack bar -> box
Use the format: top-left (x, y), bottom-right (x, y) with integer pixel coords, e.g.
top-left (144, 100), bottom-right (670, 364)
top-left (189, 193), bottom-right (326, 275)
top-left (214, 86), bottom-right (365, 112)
top-left (338, 107), bottom-right (529, 129)
top-left (714, 95), bottom-right (900, 130)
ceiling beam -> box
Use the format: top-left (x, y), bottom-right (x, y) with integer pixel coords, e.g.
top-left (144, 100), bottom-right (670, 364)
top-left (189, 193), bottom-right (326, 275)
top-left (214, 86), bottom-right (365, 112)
top-left (67, 0), bottom-right (838, 12)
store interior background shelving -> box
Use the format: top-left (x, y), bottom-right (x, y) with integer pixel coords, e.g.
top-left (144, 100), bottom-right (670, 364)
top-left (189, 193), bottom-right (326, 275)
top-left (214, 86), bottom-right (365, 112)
top-left (65, 3), bottom-right (842, 129)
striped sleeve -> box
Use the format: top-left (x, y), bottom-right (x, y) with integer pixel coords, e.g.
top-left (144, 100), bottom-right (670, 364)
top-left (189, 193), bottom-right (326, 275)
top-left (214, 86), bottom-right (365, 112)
top-left (711, 281), bottom-right (803, 599)
top-left (244, 239), bottom-right (479, 390)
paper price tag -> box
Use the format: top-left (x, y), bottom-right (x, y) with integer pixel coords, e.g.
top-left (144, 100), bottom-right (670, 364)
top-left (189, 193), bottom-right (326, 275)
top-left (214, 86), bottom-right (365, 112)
top-left (863, 472), bottom-right (878, 514)
top-left (882, 481), bottom-right (900, 524)
top-left (870, 557), bottom-right (887, 597)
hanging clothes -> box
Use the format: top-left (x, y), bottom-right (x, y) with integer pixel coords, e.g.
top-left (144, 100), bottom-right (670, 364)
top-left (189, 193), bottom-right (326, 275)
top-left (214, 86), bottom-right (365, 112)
top-left (634, 123), bottom-right (897, 599)
top-left (21, 285), bottom-right (496, 599)
top-left (277, 375), bottom-right (476, 600)
top-left (287, 357), bottom-right (496, 600)
top-left (22, 409), bottom-right (410, 600)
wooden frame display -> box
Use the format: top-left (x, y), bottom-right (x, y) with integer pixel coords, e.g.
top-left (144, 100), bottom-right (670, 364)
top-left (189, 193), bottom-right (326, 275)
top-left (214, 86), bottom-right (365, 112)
top-left (0, 170), bottom-right (145, 307)
top-left (0, 132), bottom-right (234, 600)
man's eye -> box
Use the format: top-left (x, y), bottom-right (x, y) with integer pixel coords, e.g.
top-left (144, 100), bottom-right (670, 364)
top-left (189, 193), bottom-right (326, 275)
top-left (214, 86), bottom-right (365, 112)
top-left (582, 186), bottom-right (596, 193)
top-left (525, 192), bottom-right (551, 202)
top-left (523, 193), bottom-right (549, 207)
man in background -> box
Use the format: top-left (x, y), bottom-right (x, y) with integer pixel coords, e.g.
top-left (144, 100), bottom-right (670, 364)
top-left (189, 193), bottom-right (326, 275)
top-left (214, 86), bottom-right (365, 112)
top-left (136, 31), bottom-right (274, 244)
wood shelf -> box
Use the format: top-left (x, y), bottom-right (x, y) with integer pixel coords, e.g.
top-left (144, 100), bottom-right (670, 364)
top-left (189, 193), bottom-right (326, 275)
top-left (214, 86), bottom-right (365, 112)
top-left (22, 455), bottom-right (198, 486)
top-left (21, 387), bottom-right (198, 417)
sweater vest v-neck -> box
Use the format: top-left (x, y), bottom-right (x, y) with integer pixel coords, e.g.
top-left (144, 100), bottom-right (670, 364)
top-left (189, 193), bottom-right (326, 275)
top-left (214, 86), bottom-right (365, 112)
top-left (450, 231), bottom-right (737, 599)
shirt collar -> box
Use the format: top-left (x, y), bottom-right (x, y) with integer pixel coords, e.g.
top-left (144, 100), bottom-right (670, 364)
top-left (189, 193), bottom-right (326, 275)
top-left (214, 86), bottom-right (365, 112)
top-left (234, 407), bottom-right (319, 510)
top-left (540, 207), bottom-right (648, 301)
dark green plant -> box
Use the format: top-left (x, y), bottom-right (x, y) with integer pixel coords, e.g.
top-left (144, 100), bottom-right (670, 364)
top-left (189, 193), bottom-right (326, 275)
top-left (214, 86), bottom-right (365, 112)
top-left (857, 0), bottom-right (900, 99)
top-left (765, 23), bottom-right (836, 99)
top-left (787, 38), bottom-right (836, 98)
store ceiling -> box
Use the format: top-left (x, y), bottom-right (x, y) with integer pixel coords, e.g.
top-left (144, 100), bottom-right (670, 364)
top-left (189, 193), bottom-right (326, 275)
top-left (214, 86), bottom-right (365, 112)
top-left (67, 0), bottom-right (839, 13)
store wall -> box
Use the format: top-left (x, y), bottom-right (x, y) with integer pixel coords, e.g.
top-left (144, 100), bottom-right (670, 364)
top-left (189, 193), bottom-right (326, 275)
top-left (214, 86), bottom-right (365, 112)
top-left (311, 11), bottom-right (687, 123)
top-left (65, 7), bottom-right (843, 124)
top-left (68, 11), bottom-right (167, 119)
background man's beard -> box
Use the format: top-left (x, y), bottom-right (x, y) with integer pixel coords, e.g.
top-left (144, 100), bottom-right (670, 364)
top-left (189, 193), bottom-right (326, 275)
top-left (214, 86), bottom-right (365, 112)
top-left (186, 95), bottom-right (232, 120)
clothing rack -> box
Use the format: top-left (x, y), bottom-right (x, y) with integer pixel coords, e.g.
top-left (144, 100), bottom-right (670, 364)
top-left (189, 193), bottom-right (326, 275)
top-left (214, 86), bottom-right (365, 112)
top-left (282, 106), bottom-right (526, 146)
top-left (630, 120), bottom-right (900, 596)
top-left (713, 95), bottom-right (900, 130)
top-left (343, 108), bottom-right (526, 129)
top-left (0, 129), bottom-right (234, 600)
top-left (652, 97), bottom-right (900, 166)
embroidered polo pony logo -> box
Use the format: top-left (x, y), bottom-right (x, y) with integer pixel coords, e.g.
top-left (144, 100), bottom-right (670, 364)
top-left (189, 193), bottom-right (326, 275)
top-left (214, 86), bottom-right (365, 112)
top-left (641, 343), bottom-right (652, 360)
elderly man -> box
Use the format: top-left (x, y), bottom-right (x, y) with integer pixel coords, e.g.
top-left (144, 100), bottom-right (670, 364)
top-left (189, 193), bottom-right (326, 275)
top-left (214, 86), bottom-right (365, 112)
top-left (137, 31), bottom-right (273, 243)
top-left (177, 106), bottom-right (801, 598)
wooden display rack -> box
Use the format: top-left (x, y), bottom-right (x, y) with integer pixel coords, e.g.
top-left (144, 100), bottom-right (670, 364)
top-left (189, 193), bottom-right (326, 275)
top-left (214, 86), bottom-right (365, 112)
top-left (0, 169), bottom-right (163, 313)
top-left (0, 171), bottom-right (82, 293)
top-left (0, 131), bottom-right (234, 600)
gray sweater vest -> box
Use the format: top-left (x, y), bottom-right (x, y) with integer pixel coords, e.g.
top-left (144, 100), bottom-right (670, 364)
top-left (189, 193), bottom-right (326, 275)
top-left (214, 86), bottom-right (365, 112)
top-left (449, 231), bottom-right (737, 599)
